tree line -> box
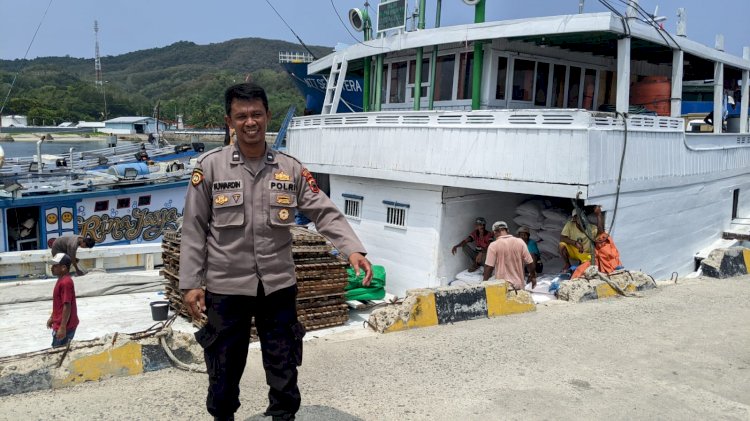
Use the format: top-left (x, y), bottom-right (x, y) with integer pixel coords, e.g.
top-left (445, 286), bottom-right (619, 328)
top-left (0, 38), bottom-right (332, 130)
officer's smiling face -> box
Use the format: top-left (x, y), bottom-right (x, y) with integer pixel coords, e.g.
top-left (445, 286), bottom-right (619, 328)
top-left (226, 98), bottom-right (271, 153)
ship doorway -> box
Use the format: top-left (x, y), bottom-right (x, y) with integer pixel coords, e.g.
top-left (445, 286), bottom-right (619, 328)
top-left (6, 206), bottom-right (40, 251)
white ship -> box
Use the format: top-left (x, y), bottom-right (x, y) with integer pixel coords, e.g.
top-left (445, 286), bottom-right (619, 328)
top-left (287, 1), bottom-right (750, 296)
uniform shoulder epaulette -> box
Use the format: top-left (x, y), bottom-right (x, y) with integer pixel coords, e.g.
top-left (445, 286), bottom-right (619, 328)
top-left (275, 150), bottom-right (303, 165)
top-left (196, 146), bottom-right (225, 164)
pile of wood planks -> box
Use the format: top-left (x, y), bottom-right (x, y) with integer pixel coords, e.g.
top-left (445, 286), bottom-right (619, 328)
top-left (160, 227), bottom-right (350, 332)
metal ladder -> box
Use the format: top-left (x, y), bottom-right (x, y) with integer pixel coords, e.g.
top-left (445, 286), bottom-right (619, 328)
top-left (321, 54), bottom-right (348, 114)
top-left (272, 105), bottom-right (296, 151)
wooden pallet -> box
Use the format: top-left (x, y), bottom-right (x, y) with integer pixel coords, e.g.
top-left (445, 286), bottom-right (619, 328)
top-left (161, 228), bottom-right (351, 332)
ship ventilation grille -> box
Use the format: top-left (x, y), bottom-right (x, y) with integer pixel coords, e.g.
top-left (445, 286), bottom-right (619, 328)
top-left (437, 115), bottom-right (462, 124)
top-left (541, 114), bottom-right (574, 125)
top-left (344, 116), bottom-right (369, 125)
top-left (402, 115), bottom-right (430, 124)
top-left (302, 118), bottom-right (322, 127)
top-left (375, 115), bottom-right (400, 124)
top-left (738, 136), bottom-right (749, 145)
top-left (465, 115), bottom-right (494, 124)
top-left (323, 116), bottom-right (344, 125)
top-left (593, 116), bottom-right (614, 126)
top-left (508, 114), bottom-right (538, 124)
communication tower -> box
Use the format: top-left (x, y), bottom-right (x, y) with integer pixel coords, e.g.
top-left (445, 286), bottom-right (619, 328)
top-left (94, 20), bottom-right (102, 86)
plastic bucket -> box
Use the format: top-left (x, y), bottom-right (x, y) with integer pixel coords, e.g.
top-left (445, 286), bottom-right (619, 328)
top-left (150, 301), bottom-right (169, 321)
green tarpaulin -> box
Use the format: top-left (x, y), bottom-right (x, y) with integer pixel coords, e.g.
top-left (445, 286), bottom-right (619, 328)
top-left (345, 265), bottom-right (386, 301)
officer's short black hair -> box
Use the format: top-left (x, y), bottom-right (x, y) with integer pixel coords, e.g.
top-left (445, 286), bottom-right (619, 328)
top-left (83, 237), bottom-right (96, 248)
top-left (225, 83), bottom-right (269, 115)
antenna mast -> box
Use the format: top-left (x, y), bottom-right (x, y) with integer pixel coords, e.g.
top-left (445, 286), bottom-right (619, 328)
top-left (94, 20), bottom-right (102, 86)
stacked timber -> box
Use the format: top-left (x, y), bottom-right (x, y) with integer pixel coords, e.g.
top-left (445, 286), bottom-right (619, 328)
top-left (291, 226), bottom-right (350, 330)
top-left (160, 227), bottom-right (350, 332)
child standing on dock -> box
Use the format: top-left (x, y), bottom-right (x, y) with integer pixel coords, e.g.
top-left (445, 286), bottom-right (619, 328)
top-left (46, 253), bottom-right (79, 348)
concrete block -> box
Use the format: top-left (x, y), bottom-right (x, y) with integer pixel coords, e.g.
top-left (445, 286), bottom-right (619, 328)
top-left (0, 368), bottom-right (52, 396)
top-left (434, 285), bottom-right (488, 324)
top-left (370, 289), bottom-right (439, 333)
top-left (142, 344), bottom-right (172, 372)
top-left (52, 342), bottom-right (143, 388)
top-left (485, 281), bottom-right (535, 317)
top-left (701, 247), bottom-right (750, 278)
top-left (368, 281), bottom-right (536, 333)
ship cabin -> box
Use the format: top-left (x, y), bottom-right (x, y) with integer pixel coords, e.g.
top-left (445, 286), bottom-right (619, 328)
top-left (287, 4), bottom-right (750, 296)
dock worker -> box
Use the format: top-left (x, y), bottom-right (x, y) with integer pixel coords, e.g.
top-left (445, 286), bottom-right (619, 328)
top-left (517, 226), bottom-right (543, 274)
top-left (179, 82), bottom-right (372, 421)
top-left (558, 206), bottom-right (604, 273)
top-left (483, 221), bottom-right (536, 290)
top-left (451, 217), bottom-right (493, 272)
top-left (50, 235), bottom-right (95, 276)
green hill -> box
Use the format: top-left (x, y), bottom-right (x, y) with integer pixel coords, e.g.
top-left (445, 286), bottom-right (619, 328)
top-left (0, 38), bottom-right (332, 130)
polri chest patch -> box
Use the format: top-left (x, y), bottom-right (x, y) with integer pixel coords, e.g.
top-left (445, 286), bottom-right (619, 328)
top-left (269, 181), bottom-right (297, 192)
top-left (213, 180), bottom-right (243, 191)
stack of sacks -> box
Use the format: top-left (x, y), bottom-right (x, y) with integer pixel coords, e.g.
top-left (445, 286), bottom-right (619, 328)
top-left (537, 208), bottom-right (568, 262)
top-left (513, 200), bottom-right (545, 232)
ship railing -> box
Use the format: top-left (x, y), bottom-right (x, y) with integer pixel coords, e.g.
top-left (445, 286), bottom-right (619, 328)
top-left (279, 51), bottom-right (314, 64)
top-left (0, 243), bottom-right (162, 278)
top-left (289, 109), bottom-right (685, 132)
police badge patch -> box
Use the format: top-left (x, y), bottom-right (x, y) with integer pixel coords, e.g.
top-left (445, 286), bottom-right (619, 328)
top-left (278, 208), bottom-right (290, 221)
top-left (301, 168), bottom-right (320, 193)
top-left (191, 169), bottom-right (204, 186)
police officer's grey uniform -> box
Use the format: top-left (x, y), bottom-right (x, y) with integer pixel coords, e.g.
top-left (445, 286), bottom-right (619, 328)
top-left (179, 144), bottom-right (366, 420)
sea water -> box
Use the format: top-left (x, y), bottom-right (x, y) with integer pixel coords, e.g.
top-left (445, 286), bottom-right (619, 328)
top-left (0, 140), bottom-right (224, 158)
top-left (0, 140), bottom-right (114, 157)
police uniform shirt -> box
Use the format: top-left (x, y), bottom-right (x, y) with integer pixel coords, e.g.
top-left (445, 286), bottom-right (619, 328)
top-left (179, 144), bottom-right (366, 296)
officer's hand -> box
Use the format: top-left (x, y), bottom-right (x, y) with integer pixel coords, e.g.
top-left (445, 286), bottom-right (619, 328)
top-left (349, 252), bottom-right (373, 286)
top-left (183, 288), bottom-right (206, 320)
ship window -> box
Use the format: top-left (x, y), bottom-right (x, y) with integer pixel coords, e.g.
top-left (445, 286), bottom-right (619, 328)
top-left (389, 61), bottom-right (407, 103)
top-left (598, 70), bottom-right (615, 107)
top-left (94, 201), bottom-right (109, 212)
top-left (434, 55), bottom-right (456, 101)
top-left (457, 52), bottom-right (474, 100)
top-left (383, 200), bottom-right (409, 228)
top-left (344, 197), bottom-right (362, 220)
top-left (732, 189), bottom-right (740, 219)
top-left (138, 195), bottom-right (151, 206)
top-left (495, 56), bottom-right (508, 100)
top-left (117, 198), bottom-right (131, 209)
top-left (408, 58), bottom-right (430, 99)
top-left (583, 69), bottom-right (597, 110)
top-left (534, 62), bottom-right (550, 106)
top-left (512, 59), bottom-right (534, 101)
top-left (567, 66), bottom-right (582, 107)
top-left (552, 65), bottom-right (567, 107)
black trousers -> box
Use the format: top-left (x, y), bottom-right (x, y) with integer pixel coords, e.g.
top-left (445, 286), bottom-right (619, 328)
top-left (195, 284), bottom-right (305, 419)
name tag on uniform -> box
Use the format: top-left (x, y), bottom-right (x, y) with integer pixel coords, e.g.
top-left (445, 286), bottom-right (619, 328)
top-left (213, 180), bottom-right (243, 191)
top-left (269, 181), bottom-right (296, 192)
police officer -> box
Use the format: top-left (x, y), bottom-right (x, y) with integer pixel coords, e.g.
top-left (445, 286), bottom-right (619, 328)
top-left (179, 83), bottom-right (372, 421)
